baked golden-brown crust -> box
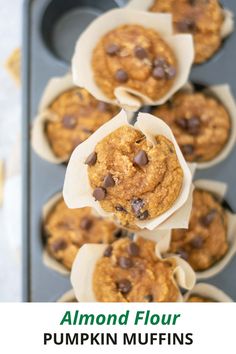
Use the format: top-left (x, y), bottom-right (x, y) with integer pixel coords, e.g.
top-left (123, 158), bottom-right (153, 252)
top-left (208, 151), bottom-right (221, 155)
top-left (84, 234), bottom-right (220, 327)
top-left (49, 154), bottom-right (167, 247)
top-left (92, 24), bottom-right (177, 100)
top-left (45, 88), bottom-right (119, 160)
top-left (169, 189), bottom-right (228, 271)
top-left (149, 0), bottom-right (224, 64)
top-left (93, 237), bottom-right (179, 302)
top-left (87, 125), bottom-right (183, 228)
top-left (187, 295), bottom-right (214, 302)
top-left (44, 198), bottom-right (121, 270)
top-left (152, 91), bottom-right (230, 162)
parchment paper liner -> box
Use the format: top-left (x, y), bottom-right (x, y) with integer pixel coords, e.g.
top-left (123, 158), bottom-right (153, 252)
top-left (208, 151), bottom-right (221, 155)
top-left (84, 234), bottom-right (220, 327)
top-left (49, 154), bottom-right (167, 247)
top-left (72, 8), bottom-right (194, 111)
top-left (127, 0), bottom-right (234, 42)
top-left (71, 235), bottom-right (196, 302)
top-left (184, 283), bottom-right (233, 302)
top-left (31, 73), bottom-right (128, 164)
top-left (57, 289), bottom-right (77, 303)
top-left (42, 192), bottom-right (122, 276)
top-left (180, 83), bottom-right (236, 169)
top-left (63, 110), bottom-right (193, 231)
top-left (169, 179), bottom-right (236, 280)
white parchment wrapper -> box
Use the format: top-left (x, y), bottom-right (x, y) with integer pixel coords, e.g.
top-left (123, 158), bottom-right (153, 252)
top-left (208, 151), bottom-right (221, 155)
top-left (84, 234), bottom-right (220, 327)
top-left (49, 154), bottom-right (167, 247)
top-left (63, 110), bottom-right (193, 231)
top-left (57, 289), bottom-right (77, 302)
top-left (71, 236), bottom-right (196, 302)
top-left (181, 179), bottom-right (236, 280)
top-left (72, 8), bottom-right (194, 111)
top-left (184, 283), bottom-right (233, 302)
top-left (42, 192), bottom-right (70, 276)
top-left (31, 73), bottom-right (128, 164)
top-left (127, 0), bottom-right (234, 41)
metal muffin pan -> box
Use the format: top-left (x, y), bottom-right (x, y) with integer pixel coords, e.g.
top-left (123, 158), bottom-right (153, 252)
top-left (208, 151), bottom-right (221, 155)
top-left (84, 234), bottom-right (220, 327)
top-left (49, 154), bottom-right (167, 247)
top-left (22, 0), bottom-right (236, 301)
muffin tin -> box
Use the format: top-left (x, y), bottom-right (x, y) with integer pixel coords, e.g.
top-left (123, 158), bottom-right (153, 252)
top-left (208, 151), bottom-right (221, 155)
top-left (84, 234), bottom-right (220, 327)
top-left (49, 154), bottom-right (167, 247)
top-left (22, 0), bottom-right (236, 301)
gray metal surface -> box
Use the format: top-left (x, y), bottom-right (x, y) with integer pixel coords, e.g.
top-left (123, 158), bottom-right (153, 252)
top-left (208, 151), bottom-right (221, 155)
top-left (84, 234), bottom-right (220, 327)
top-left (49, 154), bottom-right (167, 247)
top-left (22, 0), bottom-right (236, 302)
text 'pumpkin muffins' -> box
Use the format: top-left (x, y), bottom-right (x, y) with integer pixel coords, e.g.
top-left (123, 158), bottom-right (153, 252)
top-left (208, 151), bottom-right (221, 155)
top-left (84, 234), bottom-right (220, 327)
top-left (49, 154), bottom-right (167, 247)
top-left (152, 84), bottom-right (236, 168)
top-left (184, 283), bottom-right (233, 302)
top-left (168, 180), bottom-right (236, 280)
top-left (72, 9), bottom-right (194, 111)
top-left (32, 73), bottom-right (119, 163)
top-left (71, 236), bottom-right (196, 302)
top-left (63, 110), bottom-right (193, 231)
top-left (128, 0), bottom-right (234, 64)
top-left (43, 193), bottom-right (127, 274)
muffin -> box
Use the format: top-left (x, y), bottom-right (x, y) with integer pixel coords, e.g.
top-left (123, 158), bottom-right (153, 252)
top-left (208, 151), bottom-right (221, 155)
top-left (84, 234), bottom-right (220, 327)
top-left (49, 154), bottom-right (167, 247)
top-left (92, 24), bottom-right (177, 101)
top-left (85, 125), bottom-right (183, 228)
top-left (152, 91), bottom-right (231, 162)
top-left (169, 189), bottom-right (228, 271)
top-left (149, 0), bottom-right (224, 63)
top-left (45, 87), bottom-right (119, 160)
top-left (93, 237), bottom-right (180, 302)
top-left (44, 198), bottom-right (124, 270)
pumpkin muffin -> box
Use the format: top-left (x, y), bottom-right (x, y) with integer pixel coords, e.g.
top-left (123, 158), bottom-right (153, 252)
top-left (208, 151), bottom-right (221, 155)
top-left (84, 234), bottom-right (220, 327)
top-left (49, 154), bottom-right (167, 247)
top-left (45, 87), bottom-right (119, 160)
top-left (93, 237), bottom-right (180, 302)
top-left (149, 0), bottom-right (224, 64)
top-left (92, 24), bottom-right (177, 101)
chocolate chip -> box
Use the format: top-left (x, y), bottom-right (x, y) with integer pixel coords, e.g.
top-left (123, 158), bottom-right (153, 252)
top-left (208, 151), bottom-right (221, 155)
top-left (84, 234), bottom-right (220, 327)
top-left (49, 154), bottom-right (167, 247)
top-left (144, 294), bottom-right (153, 302)
top-left (131, 198), bottom-right (145, 214)
top-left (105, 43), bottom-right (120, 56)
top-left (93, 187), bottom-right (106, 201)
top-left (115, 204), bottom-right (127, 213)
top-left (175, 117), bottom-right (188, 129)
top-left (80, 217), bottom-right (93, 230)
top-left (117, 279), bottom-right (132, 294)
top-left (176, 18), bottom-right (196, 33)
top-left (188, 0), bottom-right (198, 5)
top-left (187, 116), bottom-right (201, 135)
top-left (51, 239), bottom-right (67, 252)
top-left (191, 235), bottom-right (204, 249)
top-left (152, 66), bottom-right (165, 79)
top-left (153, 57), bottom-right (166, 67)
top-left (181, 144), bottom-right (194, 156)
top-left (97, 101), bottom-right (109, 112)
top-left (200, 209), bottom-right (217, 227)
top-left (133, 150), bottom-right (149, 166)
top-left (115, 69), bottom-right (129, 83)
top-left (85, 152), bottom-right (97, 166)
top-left (118, 256), bottom-right (133, 269)
top-left (134, 46), bottom-right (148, 59)
top-left (82, 128), bottom-right (93, 134)
top-left (128, 242), bottom-right (140, 256)
top-left (104, 246), bottom-right (113, 257)
top-left (113, 228), bottom-right (123, 239)
top-left (102, 174), bottom-right (115, 188)
top-left (177, 249), bottom-right (188, 260)
top-left (62, 115), bottom-right (77, 129)
top-left (165, 66), bottom-right (176, 79)
top-left (137, 210), bottom-right (149, 220)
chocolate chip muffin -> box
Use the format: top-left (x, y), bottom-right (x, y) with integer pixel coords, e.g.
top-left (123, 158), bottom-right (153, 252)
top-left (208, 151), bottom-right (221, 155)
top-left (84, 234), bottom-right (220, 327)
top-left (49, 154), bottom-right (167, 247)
top-left (149, 0), bottom-right (224, 64)
top-left (45, 87), bottom-right (119, 160)
top-left (169, 189), bottom-right (228, 271)
top-left (93, 237), bottom-right (179, 302)
top-left (85, 125), bottom-right (183, 228)
top-left (44, 198), bottom-right (124, 270)
top-left (187, 295), bottom-right (214, 302)
top-left (92, 24), bottom-right (177, 101)
top-left (152, 91), bottom-right (231, 162)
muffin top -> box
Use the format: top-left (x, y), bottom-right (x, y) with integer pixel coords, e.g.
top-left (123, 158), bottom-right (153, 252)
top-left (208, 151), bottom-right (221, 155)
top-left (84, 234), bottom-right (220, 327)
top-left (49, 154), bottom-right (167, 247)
top-left (187, 295), bottom-right (214, 302)
top-left (93, 237), bottom-right (179, 302)
top-left (45, 87), bottom-right (119, 160)
top-left (92, 24), bottom-right (177, 101)
top-left (44, 198), bottom-right (122, 270)
top-left (152, 91), bottom-right (230, 162)
top-left (86, 125), bottom-right (183, 228)
top-left (149, 0), bottom-right (224, 63)
top-left (169, 189), bottom-right (228, 271)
